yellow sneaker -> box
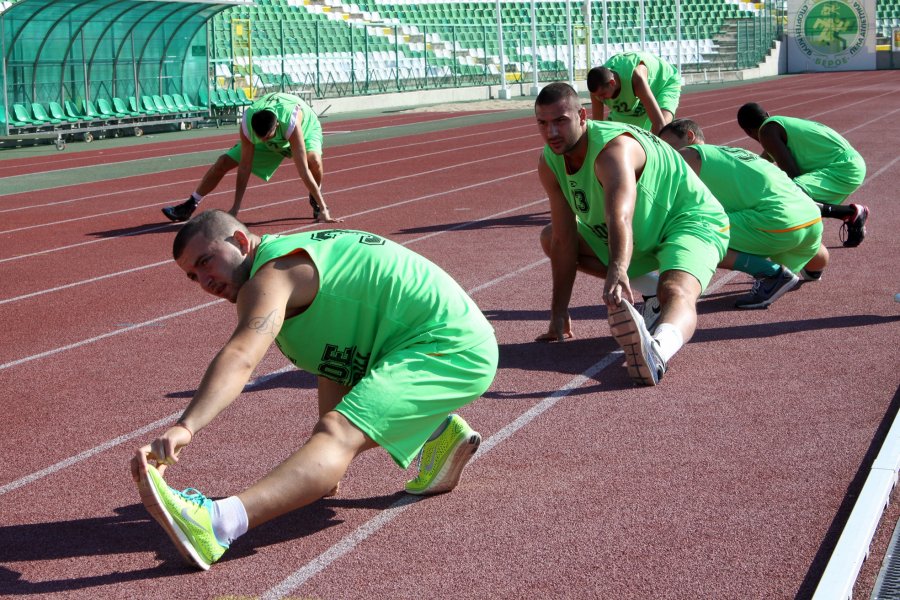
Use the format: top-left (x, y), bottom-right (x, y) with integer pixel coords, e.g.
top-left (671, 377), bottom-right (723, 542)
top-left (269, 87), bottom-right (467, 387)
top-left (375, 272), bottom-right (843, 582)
top-left (138, 465), bottom-right (228, 570)
top-left (405, 414), bottom-right (481, 495)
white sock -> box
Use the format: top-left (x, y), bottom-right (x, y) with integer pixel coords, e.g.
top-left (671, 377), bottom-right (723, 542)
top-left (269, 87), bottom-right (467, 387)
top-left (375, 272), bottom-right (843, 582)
top-left (631, 272), bottom-right (660, 298)
top-left (190, 192), bottom-right (203, 204)
top-left (653, 323), bottom-right (684, 363)
top-left (211, 496), bottom-right (249, 546)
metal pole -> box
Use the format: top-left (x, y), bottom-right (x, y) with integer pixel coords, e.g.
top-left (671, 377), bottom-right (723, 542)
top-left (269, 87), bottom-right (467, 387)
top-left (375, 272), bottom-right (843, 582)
top-left (495, 0), bottom-right (510, 98)
top-left (565, 0), bottom-right (575, 88)
top-left (676, 0), bottom-right (682, 73)
top-left (639, 0), bottom-right (646, 51)
top-left (530, 0), bottom-right (539, 95)
top-left (584, 0), bottom-right (592, 70)
top-left (602, 0), bottom-right (608, 63)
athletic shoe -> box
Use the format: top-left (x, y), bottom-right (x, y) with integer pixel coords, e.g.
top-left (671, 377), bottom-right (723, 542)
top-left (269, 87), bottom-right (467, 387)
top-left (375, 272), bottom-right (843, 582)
top-left (799, 268), bottom-right (823, 282)
top-left (734, 267), bottom-right (800, 309)
top-left (608, 299), bottom-right (666, 386)
top-left (640, 295), bottom-right (662, 334)
top-left (405, 414), bottom-right (481, 495)
top-left (309, 195), bottom-right (320, 220)
top-left (840, 204), bottom-right (869, 248)
top-left (161, 198), bottom-right (198, 223)
top-left (138, 465), bottom-right (228, 570)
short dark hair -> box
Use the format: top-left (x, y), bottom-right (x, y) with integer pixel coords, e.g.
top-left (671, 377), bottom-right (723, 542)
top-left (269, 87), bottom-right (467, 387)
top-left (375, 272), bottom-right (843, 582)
top-left (737, 102), bottom-right (768, 131)
top-left (535, 82), bottom-right (580, 108)
top-left (250, 109), bottom-right (278, 137)
top-left (659, 118), bottom-right (705, 143)
top-left (172, 210), bottom-right (249, 260)
top-left (586, 66), bottom-right (615, 93)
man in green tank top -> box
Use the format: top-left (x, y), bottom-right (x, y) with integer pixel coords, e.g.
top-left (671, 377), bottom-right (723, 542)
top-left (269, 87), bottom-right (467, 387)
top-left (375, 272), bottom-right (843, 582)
top-left (130, 210), bottom-right (497, 570)
top-left (587, 51), bottom-right (681, 134)
top-left (660, 119), bottom-right (828, 307)
top-left (737, 102), bottom-right (868, 248)
top-left (534, 82), bottom-right (728, 387)
top-left (162, 92), bottom-right (340, 224)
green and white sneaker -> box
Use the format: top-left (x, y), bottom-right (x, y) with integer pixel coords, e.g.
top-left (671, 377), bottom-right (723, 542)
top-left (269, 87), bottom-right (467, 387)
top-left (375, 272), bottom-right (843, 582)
top-left (139, 465), bottom-right (228, 570)
top-left (405, 414), bottom-right (481, 495)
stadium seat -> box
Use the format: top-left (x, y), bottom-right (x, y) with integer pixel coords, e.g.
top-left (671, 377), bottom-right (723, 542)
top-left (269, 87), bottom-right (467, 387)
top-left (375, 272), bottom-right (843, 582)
top-left (49, 101), bottom-right (80, 123)
top-left (140, 95), bottom-right (161, 114)
top-left (32, 102), bottom-right (62, 125)
top-left (162, 94), bottom-right (180, 113)
top-left (13, 103), bottom-right (42, 126)
top-left (64, 100), bottom-right (91, 122)
top-left (96, 98), bottom-right (127, 119)
top-left (113, 97), bottom-right (142, 117)
top-left (151, 95), bottom-right (171, 113)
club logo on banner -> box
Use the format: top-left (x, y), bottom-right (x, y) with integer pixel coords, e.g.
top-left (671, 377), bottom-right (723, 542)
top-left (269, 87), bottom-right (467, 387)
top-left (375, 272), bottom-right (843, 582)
top-left (787, 0), bottom-right (875, 71)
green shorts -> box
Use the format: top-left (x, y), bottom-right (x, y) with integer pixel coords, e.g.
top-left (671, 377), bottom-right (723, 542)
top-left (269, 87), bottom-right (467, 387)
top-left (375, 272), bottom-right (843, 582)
top-left (224, 118), bottom-right (324, 181)
top-left (727, 213), bottom-right (823, 272)
top-left (794, 151), bottom-right (866, 205)
top-left (334, 335), bottom-right (498, 469)
top-left (577, 211), bottom-right (728, 292)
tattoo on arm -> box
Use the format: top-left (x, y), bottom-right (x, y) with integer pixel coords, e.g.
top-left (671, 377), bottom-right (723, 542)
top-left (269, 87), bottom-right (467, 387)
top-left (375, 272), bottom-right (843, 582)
top-left (248, 309), bottom-right (281, 338)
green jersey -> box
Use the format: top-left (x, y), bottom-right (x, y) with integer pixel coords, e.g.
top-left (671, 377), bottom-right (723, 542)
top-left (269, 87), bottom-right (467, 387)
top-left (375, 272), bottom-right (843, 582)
top-left (241, 92), bottom-right (318, 154)
top-left (602, 52), bottom-right (678, 119)
top-left (761, 115), bottom-right (861, 174)
top-left (542, 121), bottom-right (726, 258)
top-left (690, 144), bottom-right (821, 231)
top-left (248, 230), bottom-right (494, 387)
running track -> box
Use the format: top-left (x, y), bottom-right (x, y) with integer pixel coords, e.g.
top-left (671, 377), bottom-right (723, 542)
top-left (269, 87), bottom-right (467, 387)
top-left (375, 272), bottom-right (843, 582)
top-left (1, 71), bottom-right (898, 599)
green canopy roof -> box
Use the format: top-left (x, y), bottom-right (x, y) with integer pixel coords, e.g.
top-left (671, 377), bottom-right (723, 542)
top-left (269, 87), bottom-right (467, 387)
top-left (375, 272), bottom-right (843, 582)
top-left (1, 0), bottom-right (250, 116)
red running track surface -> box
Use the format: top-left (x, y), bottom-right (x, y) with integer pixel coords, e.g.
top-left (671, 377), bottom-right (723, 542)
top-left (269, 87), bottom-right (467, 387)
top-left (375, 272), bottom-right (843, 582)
top-left (0, 71), bottom-right (898, 599)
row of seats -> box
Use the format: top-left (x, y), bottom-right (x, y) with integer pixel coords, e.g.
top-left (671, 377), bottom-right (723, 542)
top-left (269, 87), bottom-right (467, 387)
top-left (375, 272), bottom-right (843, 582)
top-left (5, 93), bottom-right (206, 133)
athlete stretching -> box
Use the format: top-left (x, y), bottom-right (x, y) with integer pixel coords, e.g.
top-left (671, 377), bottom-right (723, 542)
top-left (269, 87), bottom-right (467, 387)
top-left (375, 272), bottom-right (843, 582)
top-left (131, 212), bottom-right (497, 569)
top-left (660, 118), bottom-right (828, 307)
top-left (737, 102), bottom-right (868, 248)
top-left (587, 51), bottom-right (681, 135)
top-left (162, 92), bottom-right (339, 224)
top-left (534, 83), bottom-right (729, 386)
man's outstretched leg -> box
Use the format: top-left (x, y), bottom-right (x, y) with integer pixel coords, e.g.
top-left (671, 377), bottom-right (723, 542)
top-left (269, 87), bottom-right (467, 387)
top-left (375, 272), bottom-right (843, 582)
top-left (137, 410), bottom-right (377, 569)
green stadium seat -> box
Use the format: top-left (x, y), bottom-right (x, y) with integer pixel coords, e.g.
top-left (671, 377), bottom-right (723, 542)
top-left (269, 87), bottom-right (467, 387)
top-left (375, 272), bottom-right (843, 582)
top-left (13, 103), bottom-right (41, 126)
top-left (64, 100), bottom-right (90, 122)
top-left (113, 97), bottom-right (142, 117)
top-left (162, 94), bottom-right (179, 112)
top-left (6, 105), bottom-right (32, 127)
top-left (151, 95), bottom-right (171, 113)
top-left (140, 95), bottom-right (161, 114)
top-left (80, 99), bottom-right (102, 120)
top-left (96, 98), bottom-right (127, 119)
top-left (32, 102), bottom-right (62, 125)
top-left (226, 88), bottom-right (252, 106)
top-left (48, 101), bottom-right (80, 123)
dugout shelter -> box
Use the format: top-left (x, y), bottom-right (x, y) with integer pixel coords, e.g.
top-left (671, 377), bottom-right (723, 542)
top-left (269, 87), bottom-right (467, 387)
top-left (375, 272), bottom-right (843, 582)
top-left (0, 0), bottom-right (250, 148)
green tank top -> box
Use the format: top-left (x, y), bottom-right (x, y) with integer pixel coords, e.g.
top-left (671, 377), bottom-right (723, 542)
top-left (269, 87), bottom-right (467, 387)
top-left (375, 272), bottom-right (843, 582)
top-left (690, 144), bottom-right (821, 230)
top-left (602, 52), bottom-right (677, 118)
top-left (242, 92), bottom-right (317, 153)
top-left (761, 115), bottom-right (860, 174)
top-left (542, 121), bottom-right (724, 256)
top-left (248, 230), bottom-right (494, 386)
